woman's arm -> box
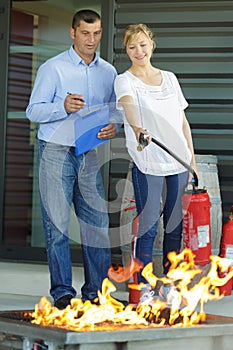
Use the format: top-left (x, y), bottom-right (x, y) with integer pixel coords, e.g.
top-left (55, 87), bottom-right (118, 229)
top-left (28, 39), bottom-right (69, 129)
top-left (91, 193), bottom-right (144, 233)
top-left (182, 110), bottom-right (199, 180)
top-left (118, 95), bottom-right (148, 142)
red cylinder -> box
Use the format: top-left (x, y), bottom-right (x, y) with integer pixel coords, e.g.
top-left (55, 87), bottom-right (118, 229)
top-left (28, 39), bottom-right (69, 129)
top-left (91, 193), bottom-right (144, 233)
top-left (218, 270), bottom-right (233, 296)
top-left (129, 215), bottom-right (141, 304)
top-left (128, 285), bottom-right (140, 304)
top-left (220, 206), bottom-right (233, 259)
top-left (218, 206), bottom-right (233, 295)
top-left (182, 189), bottom-right (211, 266)
top-left (132, 215), bottom-right (139, 237)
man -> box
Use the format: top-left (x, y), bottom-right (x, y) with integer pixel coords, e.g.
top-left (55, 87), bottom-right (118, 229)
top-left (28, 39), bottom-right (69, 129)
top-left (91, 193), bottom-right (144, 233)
top-left (26, 9), bottom-right (119, 309)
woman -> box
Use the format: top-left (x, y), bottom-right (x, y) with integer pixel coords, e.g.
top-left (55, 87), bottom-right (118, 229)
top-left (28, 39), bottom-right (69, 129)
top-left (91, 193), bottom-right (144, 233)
top-left (114, 24), bottom-right (198, 302)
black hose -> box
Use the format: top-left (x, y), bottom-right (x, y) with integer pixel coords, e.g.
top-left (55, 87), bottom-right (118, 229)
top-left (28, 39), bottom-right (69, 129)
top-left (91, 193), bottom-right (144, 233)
top-left (138, 133), bottom-right (199, 187)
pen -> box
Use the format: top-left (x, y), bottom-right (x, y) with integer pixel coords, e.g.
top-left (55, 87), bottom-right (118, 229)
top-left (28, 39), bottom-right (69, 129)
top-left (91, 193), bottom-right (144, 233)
top-left (67, 92), bottom-right (85, 103)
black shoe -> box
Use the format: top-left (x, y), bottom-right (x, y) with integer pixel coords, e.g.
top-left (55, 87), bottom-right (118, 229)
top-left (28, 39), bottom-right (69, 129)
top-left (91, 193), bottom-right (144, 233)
top-left (83, 297), bottom-right (128, 307)
top-left (90, 297), bottom-right (100, 305)
top-left (82, 296), bottom-right (99, 305)
top-left (54, 294), bottom-right (73, 310)
top-left (113, 297), bottom-right (128, 307)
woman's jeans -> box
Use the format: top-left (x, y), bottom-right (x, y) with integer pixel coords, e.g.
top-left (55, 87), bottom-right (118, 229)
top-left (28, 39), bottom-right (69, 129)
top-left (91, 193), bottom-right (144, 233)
top-left (38, 141), bottom-right (111, 302)
top-left (132, 164), bottom-right (188, 283)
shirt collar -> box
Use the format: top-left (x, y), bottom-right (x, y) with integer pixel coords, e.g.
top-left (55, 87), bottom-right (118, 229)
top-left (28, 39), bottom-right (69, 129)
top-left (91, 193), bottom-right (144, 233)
top-left (69, 45), bottom-right (99, 67)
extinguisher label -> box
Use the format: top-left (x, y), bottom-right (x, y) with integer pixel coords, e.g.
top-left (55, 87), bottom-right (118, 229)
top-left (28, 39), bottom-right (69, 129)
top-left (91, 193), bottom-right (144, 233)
top-left (226, 246), bottom-right (233, 260)
top-left (197, 225), bottom-right (210, 248)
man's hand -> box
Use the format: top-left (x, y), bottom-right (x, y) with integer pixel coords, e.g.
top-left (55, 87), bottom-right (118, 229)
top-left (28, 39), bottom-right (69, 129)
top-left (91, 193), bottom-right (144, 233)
top-left (98, 123), bottom-right (116, 139)
top-left (64, 93), bottom-right (86, 113)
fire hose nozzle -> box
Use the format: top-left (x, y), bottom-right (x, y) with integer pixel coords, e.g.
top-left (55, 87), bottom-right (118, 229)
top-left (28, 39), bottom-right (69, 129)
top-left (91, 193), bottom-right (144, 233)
top-left (137, 133), bottom-right (149, 151)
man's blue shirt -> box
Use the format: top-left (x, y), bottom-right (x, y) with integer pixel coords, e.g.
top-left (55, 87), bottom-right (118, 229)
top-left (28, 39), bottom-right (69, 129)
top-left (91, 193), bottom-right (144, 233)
top-left (26, 45), bottom-right (120, 146)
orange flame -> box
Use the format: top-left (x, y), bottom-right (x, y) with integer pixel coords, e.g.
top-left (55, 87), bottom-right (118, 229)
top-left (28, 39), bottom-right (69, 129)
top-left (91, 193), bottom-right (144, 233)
top-left (108, 258), bottom-right (143, 283)
top-left (28, 249), bottom-right (233, 331)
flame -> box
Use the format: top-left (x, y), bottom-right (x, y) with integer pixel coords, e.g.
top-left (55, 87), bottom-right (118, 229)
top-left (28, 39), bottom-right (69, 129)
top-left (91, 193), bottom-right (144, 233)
top-left (108, 258), bottom-right (143, 283)
top-left (28, 249), bottom-right (233, 331)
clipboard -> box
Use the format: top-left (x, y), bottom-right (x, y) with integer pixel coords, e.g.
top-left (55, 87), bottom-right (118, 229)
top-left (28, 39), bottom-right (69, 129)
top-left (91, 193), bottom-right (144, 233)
top-left (75, 105), bottom-right (110, 156)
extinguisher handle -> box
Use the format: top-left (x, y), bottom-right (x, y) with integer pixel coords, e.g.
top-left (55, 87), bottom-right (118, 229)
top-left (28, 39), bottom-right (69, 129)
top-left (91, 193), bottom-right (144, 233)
top-left (138, 133), bottom-right (199, 187)
top-left (191, 172), bottom-right (199, 188)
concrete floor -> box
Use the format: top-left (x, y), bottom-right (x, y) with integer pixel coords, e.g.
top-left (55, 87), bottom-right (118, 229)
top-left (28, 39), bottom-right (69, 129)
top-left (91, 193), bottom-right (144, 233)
top-left (0, 260), bottom-right (233, 318)
top-left (0, 261), bottom-right (128, 311)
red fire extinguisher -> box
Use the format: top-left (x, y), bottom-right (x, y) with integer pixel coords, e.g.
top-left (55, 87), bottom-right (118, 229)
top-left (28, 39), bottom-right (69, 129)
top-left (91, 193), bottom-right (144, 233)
top-left (123, 200), bottom-right (141, 304)
top-left (128, 214), bottom-right (141, 304)
top-left (220, 205), bottom-right (233, 258)
top-left (182, 188), bottom-right (212, 266)
top-left (218, 206), bottom-right (233, 295)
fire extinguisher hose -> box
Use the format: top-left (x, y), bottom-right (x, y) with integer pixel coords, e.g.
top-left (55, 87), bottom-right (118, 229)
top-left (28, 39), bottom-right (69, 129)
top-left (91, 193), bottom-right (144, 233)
top-left (138, 133), bottom-right (199, 188)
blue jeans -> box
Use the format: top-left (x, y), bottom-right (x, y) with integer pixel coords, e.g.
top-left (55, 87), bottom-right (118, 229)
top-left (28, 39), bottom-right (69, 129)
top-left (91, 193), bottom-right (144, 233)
top-left (38, 141), bottom-right (111, 302)
top-left (132, 164), bottom-right (188, 282)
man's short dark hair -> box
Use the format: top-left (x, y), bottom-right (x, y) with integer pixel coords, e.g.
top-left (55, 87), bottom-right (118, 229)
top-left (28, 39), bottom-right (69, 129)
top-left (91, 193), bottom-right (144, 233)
top-left (72, 9), bottom-right (101, 29)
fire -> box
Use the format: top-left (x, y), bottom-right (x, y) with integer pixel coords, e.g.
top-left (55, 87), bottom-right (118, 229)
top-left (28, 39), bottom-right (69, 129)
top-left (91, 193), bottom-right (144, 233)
top-left (108, 258), bottom-right (143, 283)
top-left (28, 249), bottom-right (233, 331)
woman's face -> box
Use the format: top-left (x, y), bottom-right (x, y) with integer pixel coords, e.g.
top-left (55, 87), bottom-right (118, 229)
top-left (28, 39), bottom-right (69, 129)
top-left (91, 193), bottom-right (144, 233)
top-left (126, 32), bottom-right (153, 66)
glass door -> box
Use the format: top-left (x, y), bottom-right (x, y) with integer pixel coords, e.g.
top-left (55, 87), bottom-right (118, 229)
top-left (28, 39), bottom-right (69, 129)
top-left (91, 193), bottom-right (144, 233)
top-left (2, 0), bottom-right (101, 260)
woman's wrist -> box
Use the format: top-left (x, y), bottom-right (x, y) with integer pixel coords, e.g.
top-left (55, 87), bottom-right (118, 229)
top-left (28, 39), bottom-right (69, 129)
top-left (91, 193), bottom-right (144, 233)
top-left (131, 125), bottom-right (141, 133)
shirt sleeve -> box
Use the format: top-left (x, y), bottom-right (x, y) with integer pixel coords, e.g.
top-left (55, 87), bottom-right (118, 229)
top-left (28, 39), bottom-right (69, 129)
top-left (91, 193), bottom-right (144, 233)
top-left (114, 74), bottom-right (135, 107)
top-left (168, 72), bottom-right (188, 110)
top-left (26, 61), bottom-right (68, 123)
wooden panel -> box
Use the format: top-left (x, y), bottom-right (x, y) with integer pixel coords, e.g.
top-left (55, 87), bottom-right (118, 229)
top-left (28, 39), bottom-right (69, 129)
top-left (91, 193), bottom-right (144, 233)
top-left (192, 130), bottom-right (233, 151)
top-left (115, 0), bottom-right (233, 23)
top-left (4, 119), bottom-right (33, 246)
top-left (3, 9), bottom-right (34, 246)
top-left (8, 10), bottom-right (33, 111)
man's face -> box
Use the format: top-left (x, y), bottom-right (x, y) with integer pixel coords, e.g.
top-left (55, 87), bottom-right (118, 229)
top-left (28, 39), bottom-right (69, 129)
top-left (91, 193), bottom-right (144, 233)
top-left (70, 19), bottom-right (102, 62)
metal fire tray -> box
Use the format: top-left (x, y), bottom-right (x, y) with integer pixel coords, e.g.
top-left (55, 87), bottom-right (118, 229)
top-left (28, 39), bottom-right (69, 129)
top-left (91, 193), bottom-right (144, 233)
top-left (1, 310), bottom-right (233, 350)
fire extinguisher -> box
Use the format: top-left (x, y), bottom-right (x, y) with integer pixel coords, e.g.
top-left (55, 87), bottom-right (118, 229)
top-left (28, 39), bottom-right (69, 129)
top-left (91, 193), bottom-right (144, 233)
top-left (124, 200), bottom-right (141, 304)
top-left (218, 206), bottom-right (233, 295)
top-left (128, 214), bottom-right (141, 304)
top-left (182, 188), bottom-right (212, 266)
top-left (220, 205), bottom-right (233, 258)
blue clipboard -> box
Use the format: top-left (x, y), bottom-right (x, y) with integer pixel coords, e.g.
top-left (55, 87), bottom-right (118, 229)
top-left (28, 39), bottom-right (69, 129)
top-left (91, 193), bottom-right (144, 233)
top-left (75, 105), bottom-right (110, 156)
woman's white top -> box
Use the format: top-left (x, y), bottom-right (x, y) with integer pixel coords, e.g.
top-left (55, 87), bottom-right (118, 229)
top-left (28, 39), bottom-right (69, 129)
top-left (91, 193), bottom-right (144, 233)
top-left (114, 70), bottom-right (192, 176)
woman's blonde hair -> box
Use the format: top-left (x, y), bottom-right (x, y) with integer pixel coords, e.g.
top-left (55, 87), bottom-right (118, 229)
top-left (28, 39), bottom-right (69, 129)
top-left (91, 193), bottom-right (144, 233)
top-left (123, 23), bottom-right (155, 48)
